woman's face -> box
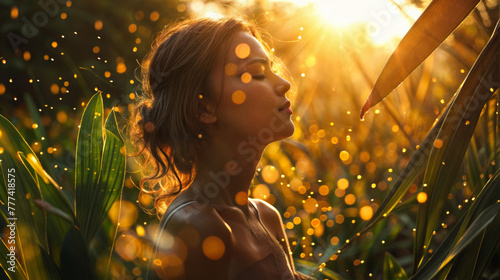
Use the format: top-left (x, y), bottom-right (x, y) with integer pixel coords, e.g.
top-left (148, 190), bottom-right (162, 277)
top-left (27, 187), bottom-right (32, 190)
top-left (209, 31), bottom-right (294, 147)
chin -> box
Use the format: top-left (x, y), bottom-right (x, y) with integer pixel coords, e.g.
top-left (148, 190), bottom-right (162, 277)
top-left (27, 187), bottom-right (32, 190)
top-left (273, 121), bottom-right (295, 141)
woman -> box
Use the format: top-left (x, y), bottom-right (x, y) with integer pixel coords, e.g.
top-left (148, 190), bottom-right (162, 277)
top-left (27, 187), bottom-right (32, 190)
top-left (130, 16), bottom-right (310, 280)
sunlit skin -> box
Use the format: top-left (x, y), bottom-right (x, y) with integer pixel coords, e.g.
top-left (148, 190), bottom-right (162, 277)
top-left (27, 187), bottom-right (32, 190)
top-left (158, 32), bottom-right (300, 279)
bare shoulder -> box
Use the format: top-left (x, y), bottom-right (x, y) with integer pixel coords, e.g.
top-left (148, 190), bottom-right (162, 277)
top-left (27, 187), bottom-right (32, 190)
top-left (250, 198), bottom-right (281, 218)
top-left (154, 203), bottom-right (232, 279)
top-left (249, 198), bottom-right (284, 236)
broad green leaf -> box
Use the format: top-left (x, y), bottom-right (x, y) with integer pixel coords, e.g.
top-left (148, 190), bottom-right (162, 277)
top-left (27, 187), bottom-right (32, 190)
top-left (75, 100), bottom-right (126, 243)
top-left (411, 202), bottom-right (500, 279)
top-left (414, 20), bottom-right (499, 270)
top-left (384, 252), bottom-right (408, 280)
top-left (82, 109), bottom-right (126, 242)
top-left (75, 92), bottom-right (104, 242)
top-left (60, 225), bottom-right (93, 280)
top-left (360, 0), bottom-right (480, 118)
top-left (0, 238), bottom-right (27, 280)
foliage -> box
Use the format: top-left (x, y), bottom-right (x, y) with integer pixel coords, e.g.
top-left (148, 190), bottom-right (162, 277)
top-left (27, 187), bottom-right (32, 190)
top-left (0, 93), bottom-right (125, 279)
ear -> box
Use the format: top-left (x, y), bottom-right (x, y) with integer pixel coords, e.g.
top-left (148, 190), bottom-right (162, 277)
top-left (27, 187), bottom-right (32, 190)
top-left (199, 102), bottom-right (217, 124)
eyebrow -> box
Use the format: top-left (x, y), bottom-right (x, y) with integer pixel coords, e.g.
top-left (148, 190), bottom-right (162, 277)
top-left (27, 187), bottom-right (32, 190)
top-left (244, 57), bottom-right (269, 66)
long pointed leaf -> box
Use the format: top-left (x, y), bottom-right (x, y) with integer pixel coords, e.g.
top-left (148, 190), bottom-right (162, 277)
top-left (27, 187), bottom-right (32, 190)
top-left (414, 20), bottom-right (500, 270)
top-left (82, 109), bottom-right (126, 242)
top-left (412, 167), bottom-right (500, 279)
top-left (360, 0), bottom-right (480, 118)
top-left (411, 202), bottom-right (500, 279)
top-left (75, 93), bottom-right (103, 242)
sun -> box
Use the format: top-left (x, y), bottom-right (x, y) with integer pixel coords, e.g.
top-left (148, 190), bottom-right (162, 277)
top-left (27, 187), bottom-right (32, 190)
top-left (316, 0), bottom-right (372, 27)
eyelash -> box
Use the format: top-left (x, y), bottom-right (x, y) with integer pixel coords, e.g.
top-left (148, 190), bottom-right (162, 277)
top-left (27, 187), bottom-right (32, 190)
top-left (252, 74), bottom-right (266, 80)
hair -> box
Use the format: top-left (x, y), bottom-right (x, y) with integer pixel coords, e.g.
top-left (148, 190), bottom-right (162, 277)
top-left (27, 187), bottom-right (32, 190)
top-left (128, 16), bottom-right (290, 216)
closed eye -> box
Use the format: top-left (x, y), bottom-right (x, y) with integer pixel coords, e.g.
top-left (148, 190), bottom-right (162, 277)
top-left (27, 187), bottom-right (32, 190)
top-left (252, 74), bottom-right (266, 80)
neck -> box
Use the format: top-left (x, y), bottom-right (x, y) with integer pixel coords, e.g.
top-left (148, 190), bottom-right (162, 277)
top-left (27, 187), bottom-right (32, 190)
top-left (189, 134), bottom-right (266, 210)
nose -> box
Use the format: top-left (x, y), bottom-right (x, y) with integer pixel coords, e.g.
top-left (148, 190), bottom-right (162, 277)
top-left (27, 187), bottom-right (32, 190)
top-left (275, 76), bottom-right (291, 96)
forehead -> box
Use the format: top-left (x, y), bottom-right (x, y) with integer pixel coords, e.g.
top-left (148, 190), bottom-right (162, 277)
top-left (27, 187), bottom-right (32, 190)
top-left (225, 31), bottom-right (270, 63)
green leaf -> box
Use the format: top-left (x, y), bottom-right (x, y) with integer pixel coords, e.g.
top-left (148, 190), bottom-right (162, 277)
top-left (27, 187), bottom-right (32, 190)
top-left (446, 167), bottom-right (500, 278)
top-left (410, 202), bottom-right (500, 279)
top-left (75, 92), bottom-right (104, 242)
top-left (0, 116), bottom-right (48, 250)
top-left (413, 19), bottom-right (500, 270)
top-left (75, 98), bottom-right (126, 243)
top-left (384, 252), bottom-right (408, 280)
top-left (360, 0), bottom-right (480, 118)
top-left (83, 109), bottom-right (126, 242)
top-left (16, 151), bottom-right (74, 265)
top-left (0, 115), bottom-right (60, 279)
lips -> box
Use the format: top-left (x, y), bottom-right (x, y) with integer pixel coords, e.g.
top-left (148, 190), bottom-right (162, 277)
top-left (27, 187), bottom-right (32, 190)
top-left (279, 100), bottom-right (293, 114)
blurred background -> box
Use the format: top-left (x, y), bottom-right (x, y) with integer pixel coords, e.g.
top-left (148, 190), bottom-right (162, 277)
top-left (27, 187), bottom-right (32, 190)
top-left (1, 0), bottom-right (498, 279)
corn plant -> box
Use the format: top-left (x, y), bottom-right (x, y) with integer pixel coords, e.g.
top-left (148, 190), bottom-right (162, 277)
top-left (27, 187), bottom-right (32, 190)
top-left (0, 92), bottom-right (126, 279)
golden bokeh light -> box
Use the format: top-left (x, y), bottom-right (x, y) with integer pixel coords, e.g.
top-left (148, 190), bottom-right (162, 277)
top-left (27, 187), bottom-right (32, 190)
top-left (235, 191), bottom-right (248, 205)
top-left (417, 192), bottom-right (428, 203)
top-left (311, 218), bottom-right (321, 228)
top-left (108, 200), bottom-right (138, 228)
top-left (253, 184), bottom-right (270, 200)
top-left (241, 72), bottom-right (252, 83)
top-left (261, 165), bottom-right (279, 184)
top-left (335, 214), bottom-right (344, 224)
top-left (231, 90), bottom-right (246, 104)
top-left (11, 6), bottom-right (18, 19)
top-left (359, 206), bottom-right (373, 221)
top-left (150, 11), bottom-right (160, 21)
top-left (202, 236), bottom-right (225, 260)
top-left (434, 139), bottom-right (443, 149)
top-left (330, 236), bottom-right (339, 245)
top-left (318, 185), bottom-right (329, 196)
top-left (337, 178), bottom-right (349, 190)
top-left (344, 194), bottom-right (356, 205)
top-left (339, 150), bottom-right (350, 161)
top-left (115, 234), bottom-right (141, 261)
top-left (95, 20), bottom-right (103, 30)
top-left (303, 198), bottom-right (318, 213)
top-left (128, 23), bottom-right (137, 33)
top-left (117, 62), bottom-right (127, 73)
top-left (235, 43), bottom-right (251, 59)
